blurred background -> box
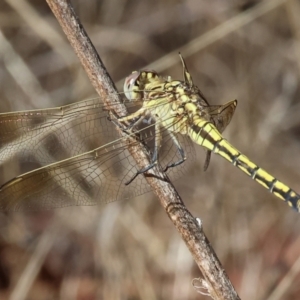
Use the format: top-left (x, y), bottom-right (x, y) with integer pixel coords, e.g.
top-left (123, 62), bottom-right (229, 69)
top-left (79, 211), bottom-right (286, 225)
top-left (0, 0), bottom-right (300, 299)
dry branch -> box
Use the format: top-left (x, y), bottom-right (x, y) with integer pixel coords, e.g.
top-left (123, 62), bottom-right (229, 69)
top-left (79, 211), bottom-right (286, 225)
top-left (45, 0), bottom-right (240, 299)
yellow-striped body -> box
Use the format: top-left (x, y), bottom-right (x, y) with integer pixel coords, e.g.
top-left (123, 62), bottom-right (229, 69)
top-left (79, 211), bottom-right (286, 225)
top-left (124, 55), bottom-right (300, 212)
top-left (0, 55), bottom-right (298, 212)
top-left (189, 119), bottom-right (300, 210)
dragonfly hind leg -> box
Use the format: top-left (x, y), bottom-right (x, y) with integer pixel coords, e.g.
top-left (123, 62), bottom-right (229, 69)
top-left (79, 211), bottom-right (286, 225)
top-left (126, 125), bottom-right (187, 185)
top-left (163, 131), bottom-right (186, 172)
top-left (125, 120), bottom-right (162, 185)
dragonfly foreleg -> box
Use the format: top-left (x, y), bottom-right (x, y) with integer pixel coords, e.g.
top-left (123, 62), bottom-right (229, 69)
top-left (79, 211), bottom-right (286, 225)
top-left (163, 131), bottom-right (186, 172)
top-left (107, 111), bottom-right (128, 131)
top-left (108, 108), bottom-right (148, 135)
top-left (118, 107), bottom-right (147, 126)
top-left (116, 108), bottom-right (151, 139)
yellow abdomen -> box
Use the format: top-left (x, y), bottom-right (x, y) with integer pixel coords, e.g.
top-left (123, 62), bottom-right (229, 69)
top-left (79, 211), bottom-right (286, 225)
top-left (188, 119), bottom-right (300, 212)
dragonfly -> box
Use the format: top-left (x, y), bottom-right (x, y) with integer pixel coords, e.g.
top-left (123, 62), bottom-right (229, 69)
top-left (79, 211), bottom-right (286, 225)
top-left (0, 55), bottom-right (299, 212)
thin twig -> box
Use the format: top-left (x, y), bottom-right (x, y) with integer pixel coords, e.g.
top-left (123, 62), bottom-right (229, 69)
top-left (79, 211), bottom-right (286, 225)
top-left (45, 0), bottom-right (240, 299)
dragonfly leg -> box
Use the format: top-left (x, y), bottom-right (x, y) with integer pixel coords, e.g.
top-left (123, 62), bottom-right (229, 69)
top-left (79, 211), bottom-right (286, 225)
top-left (163, 131), bottom-right (186, 172)
top-left (119, 109), bottom-right (151, 135)
top-left (203, 150), bottom-right (212, 171)
top-left (125, 114), bottom-right (148, 131)
top-left (107, 112), bottom-right (127, 131)
top-left (108, 109), bottom-right (147, 134)
top-left (118, 108), bottom-right (146, 124)
top-left (125, 161), bottom-right (157, 185)
top-left (125, 120), bottom-right (162, 185)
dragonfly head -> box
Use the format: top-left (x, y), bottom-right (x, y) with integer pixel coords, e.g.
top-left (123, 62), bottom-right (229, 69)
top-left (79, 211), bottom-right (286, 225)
top-left (124, 70), bottom-right (160, 101)
top-left (124, 71), bottom-right (141, 101)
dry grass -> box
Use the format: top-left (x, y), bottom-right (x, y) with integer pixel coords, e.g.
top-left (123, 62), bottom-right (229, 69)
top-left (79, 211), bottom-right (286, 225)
top-left (0, 0), bottom-right (300, 299)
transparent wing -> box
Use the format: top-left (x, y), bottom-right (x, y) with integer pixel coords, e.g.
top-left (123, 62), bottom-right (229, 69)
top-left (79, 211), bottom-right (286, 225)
top-left (0, 97), bottom-right (196, 211)
top-left (0, 139), bottom-right (150, 211)
top-left (0, 97), bottom-right (126, 165)
top-left (205, 101), bottom-right (237, 133)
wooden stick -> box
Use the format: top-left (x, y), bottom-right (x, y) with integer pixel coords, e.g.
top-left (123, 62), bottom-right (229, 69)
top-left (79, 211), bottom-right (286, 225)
top-left (46, 1), bottom-right (240, 299)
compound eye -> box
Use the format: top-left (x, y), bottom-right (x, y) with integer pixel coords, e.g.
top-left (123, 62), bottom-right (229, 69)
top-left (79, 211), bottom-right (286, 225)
top-left (123, 71), bottom-right (141, 101)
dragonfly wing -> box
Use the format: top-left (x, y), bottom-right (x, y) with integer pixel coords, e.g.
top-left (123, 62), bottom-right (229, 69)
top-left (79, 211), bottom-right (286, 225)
top-left (0, 98), bottom-right (105, 164)
top-left (207, 100), bottom-right (237, 133)
top-left (194, 100), bottom-right (237, 171)
top-left (0, 139), bottom-right (152, 211)
top-left (0, 94), bottom-right (198, 211)
top-left (0, 98), bottom-right (146, 166)
top-left (0, 117), bottom-right (197, 211)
